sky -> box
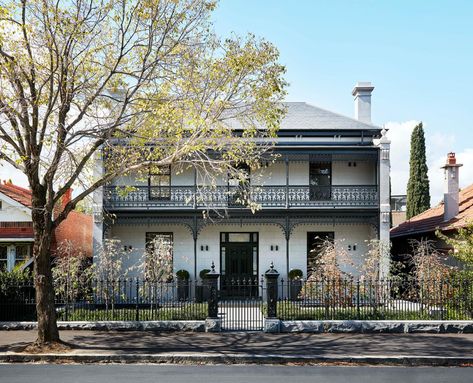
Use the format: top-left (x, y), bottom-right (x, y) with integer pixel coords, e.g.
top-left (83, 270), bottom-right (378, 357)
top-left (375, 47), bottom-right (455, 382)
top-left (211, 0), bottom-right (473, 204)
top-left (1, 0), bottom-right (472, 205)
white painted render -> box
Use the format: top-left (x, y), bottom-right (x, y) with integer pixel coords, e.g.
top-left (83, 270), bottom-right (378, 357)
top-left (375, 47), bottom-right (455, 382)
top-left (0, 194), bottom-right (31, 222)
top-left (108, 222), bottom-right (376, 280)
top-left (110, 159), bottom-right (377, 188)
top-left (289, 223), bottom-right (374, 277)
top-left (109, 224), bottom-right (194, 278)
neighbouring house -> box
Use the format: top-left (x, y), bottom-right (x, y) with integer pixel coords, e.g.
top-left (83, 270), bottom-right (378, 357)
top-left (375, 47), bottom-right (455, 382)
top-left (94, 82), bottom-right (391, 294)
top-left (391, 194), bottom-right (407, 227)
top-left (0, 181), bottom-right (93, 271)
top-left (391, 153), bottom-right (472, 265)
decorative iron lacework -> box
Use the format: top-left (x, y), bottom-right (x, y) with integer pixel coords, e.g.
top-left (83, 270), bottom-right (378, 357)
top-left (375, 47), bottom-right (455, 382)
top-left (104, 185), bottom-right (378, 209)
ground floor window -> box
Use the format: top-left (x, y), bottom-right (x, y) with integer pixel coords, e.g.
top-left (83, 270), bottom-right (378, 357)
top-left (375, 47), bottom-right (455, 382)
top-left (145, 232), bottom-right (173, 281)
top-left (0, 244), bottom-right (31, 271)
top-left (14, 245), bottom-right (30, 268)
top-left (0, 246), bottom-right (7, 270)
top-left (307, 232), bottom-right (334, 276)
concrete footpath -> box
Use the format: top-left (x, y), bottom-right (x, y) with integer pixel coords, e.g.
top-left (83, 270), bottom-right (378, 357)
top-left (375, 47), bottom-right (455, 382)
top-left (1, 330), bottom-right (473, 366)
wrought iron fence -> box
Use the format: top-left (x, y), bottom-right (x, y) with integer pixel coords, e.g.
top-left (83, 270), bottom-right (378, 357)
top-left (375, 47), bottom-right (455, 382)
top-left (1, 276), bottom-right (472, 323)
top-left (0, 279), bottom-right (207, 322)
top-left (275, 277), bottom-right (473, 321)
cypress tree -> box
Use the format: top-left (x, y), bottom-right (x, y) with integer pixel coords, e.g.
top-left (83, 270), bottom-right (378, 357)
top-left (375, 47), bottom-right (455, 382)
top-left (406, 122), bottom-right (431, 219)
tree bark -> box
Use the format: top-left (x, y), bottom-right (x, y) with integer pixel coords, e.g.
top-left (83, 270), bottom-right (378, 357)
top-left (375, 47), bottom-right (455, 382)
top-left (31, 188), bottom-right (60, 345)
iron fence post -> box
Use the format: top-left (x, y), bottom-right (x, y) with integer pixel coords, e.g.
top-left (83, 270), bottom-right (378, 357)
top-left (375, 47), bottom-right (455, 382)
top-left (65, 277), bottom-right (69, 322)
top-left (265, 262), bottom-right (279, 318)
top-left (204, 262), bottom-right (220, 318)
top-left (356, 280), bottom-right (360, 320)
top-left (135, 278), bottom-right (140, 321)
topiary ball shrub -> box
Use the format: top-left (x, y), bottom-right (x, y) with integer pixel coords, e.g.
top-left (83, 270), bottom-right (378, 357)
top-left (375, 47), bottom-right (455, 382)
top-left (176, 269), bottom-right (190, 280)
top-left (199, 269), bottom-right (211, 279)
top-left (288, 269), bottom-right (303, 280)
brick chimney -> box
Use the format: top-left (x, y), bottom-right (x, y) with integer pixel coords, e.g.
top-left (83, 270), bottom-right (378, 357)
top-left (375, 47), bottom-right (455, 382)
top-left (441, 153), bottom-right (462, 221)
top-left (352, 82), bottom-right (374, 123)
top-left (62, 188), bottom-right (73, 210)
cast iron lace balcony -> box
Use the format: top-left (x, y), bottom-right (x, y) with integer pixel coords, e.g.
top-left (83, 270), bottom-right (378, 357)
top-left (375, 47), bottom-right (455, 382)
top-left (103, 185), bottom-right (378, 209)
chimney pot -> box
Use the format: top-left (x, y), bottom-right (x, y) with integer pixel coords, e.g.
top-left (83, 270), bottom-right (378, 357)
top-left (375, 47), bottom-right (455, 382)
top-left (62, 189), bottom-right (73, 210)
top-left (352, 82), bottom-right (374, 123)
top-left (447, 152), bottom-right (456, 165)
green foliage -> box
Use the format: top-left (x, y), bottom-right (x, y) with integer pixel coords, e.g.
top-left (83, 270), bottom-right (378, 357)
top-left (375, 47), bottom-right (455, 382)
top-left (57, 304), bottom-right (208, 321)
top-left (0, 264), bottom-right (32, 301)
top-left (0, 261), bottom-right (31, 284)
top-left (406, 122), bottom-right (430, 219)
top-left (437, 223), bottom-right (473, 271)
top-left (288, 269), bottom-right (303, 280)
top-left (270, 301), bottom-right (471, 321)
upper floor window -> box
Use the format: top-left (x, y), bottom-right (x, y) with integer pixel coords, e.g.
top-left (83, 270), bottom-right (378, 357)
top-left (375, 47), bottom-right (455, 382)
top-left (228, 163), bottom-right (251, 187)
top-left (228, 163), bottom-right (251, 207)
top-left (309, 162), bottom-right (331, 200)
top-left (148, 165), bottom-right (171, 200)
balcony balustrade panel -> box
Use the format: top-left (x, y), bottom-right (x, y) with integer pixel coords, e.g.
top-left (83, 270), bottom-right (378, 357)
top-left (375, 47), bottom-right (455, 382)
top-left (104, 185), bottom-right (379, 209)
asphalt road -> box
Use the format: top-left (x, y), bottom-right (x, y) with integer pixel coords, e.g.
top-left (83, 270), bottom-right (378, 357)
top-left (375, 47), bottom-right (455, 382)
top-left (0, 365), bottom-right (472, 383)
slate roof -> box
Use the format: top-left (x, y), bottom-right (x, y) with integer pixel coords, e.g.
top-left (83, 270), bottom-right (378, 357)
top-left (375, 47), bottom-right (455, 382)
top-left (390, 184), bottom-right (473, 238)
top-left (223, 102), bottom-right (381, 131)
top-left (0, 182), bottom-right (32, 208)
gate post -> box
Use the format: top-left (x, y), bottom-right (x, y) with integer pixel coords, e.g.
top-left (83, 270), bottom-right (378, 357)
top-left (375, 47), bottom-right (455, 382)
top-left (204, 262), bottom-right (221, 332)
top-left (264, 262), bottom-right (280, 333)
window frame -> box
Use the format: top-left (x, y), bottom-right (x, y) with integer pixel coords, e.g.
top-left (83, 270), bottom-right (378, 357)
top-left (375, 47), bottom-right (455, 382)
top-left (0, 245), bottom-right (7, 271)
top-left (148, 165), bottom-right (171, 200)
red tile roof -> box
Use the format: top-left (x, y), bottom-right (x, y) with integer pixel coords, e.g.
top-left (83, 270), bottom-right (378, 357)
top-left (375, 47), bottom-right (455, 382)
top-left (0, 181), bottom-right (32, 208)
top-left (391, 184), bottom-right (473, 238)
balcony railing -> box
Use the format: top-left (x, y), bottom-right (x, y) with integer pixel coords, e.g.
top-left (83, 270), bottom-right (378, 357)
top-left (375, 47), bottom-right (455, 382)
top-left (103, 185), bottom-right (378, 209)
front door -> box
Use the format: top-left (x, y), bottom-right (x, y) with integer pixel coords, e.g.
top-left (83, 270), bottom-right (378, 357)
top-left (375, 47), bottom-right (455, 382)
top-left (225, 244), bottom-right (254, 281)
top-left (220, 232), bottom-right (258, 297)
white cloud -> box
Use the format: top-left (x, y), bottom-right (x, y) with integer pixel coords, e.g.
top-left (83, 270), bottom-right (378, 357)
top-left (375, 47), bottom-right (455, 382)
top-left (387, 121), bottom-right (472, 207)
top-left (0, 163), bottom-right (28, 187)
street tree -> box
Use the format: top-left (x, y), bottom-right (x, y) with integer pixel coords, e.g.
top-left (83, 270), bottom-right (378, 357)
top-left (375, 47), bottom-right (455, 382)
top-left (406, 122), bottom-right (430, 219)
top-left (0, 0), bottom-right (286, 349)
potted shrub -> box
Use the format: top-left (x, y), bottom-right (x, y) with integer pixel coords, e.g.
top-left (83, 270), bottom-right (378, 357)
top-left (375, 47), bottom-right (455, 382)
top-left (195, 269), bottom-right (211, 302)
top-left (288, 269), bottom-right (303, 300)
top-left (176, 269), bottom-right (190, 301)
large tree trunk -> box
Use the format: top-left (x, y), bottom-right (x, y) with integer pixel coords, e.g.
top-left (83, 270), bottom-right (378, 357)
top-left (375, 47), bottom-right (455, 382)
top-left (31, 190), bottom-right (60, 345)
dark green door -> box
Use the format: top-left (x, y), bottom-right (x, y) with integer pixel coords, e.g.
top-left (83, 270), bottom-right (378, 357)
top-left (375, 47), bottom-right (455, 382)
top-left (225, 244), bottom-right (254, 281)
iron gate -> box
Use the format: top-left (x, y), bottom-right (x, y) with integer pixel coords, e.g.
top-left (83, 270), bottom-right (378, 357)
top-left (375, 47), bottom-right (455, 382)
top-left (219, 278), bottom-right (265, 331)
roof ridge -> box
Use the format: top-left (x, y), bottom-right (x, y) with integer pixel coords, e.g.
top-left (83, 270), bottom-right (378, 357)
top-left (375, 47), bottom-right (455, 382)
top-left (301, 101), bottom-right (381, 129)
top-left (1, 183), bottom-right (31, 194)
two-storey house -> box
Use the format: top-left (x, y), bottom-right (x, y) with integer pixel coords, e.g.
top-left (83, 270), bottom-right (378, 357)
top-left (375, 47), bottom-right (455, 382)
top-left (93, 82), bottom-right (391, 289)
